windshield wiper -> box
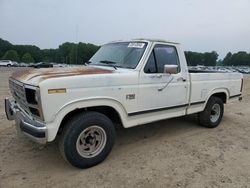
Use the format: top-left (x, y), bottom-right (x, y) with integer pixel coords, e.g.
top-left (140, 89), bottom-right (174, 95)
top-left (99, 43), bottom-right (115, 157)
top-left (99, 60), bottom-right (118, 69)
top-left (83, 61), bottom-right (91, 66)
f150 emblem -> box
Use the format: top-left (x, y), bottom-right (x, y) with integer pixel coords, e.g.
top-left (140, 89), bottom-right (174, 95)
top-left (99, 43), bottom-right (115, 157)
top-left (126, 94), bottom-right (135, 100)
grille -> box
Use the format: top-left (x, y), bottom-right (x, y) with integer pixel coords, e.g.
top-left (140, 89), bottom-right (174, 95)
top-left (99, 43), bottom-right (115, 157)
top-left (9, 79), bottom-right (29, 113)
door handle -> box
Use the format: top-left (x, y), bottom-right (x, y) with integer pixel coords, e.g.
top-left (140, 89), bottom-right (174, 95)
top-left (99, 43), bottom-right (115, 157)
top-left (177, 77), bottom-right (186, 82)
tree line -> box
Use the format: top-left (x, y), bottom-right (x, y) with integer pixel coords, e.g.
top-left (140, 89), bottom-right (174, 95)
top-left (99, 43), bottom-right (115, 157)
top-left (221, 52), bottom-right (250, 66)
top-left (0, 38), bottom-right (99, 64)
top-left (0, 38), bottom-right (249, 66)
top-left (185, 51), bottom-right (250, 66)
top-left (185, 51), bottom-right (219, 66)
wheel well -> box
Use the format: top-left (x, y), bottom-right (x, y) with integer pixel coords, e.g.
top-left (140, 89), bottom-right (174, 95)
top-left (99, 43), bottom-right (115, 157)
top-left (87, 106), bottom-right (122, 125)
top-left (211, 92), bottom-right (227, 103)
top-left (58, 106), bottom-right (122, 136)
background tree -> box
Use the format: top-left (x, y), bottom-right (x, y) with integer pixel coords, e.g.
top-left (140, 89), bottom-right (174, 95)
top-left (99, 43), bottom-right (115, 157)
top-left (185, 51), bottom-right (218, 66)
top-left (0, 38), bottom-right (13, 58)
top-left (223, 52), bottom-right (232, 66)
top-left (222, 51), bottom-right (250, 66)
top-left (0, 38), bottom-right (100, 64)
top-left (204, 51), bottom-right (218, 66)
top-left (185, 52), bottom-right (202, 66)
top-left (59, 42), bottom-right (75, 64)
top-left (216, 59), bottom-right (223, 66)
top-left (42, 49), bottom-right (62, 62)
top-left (69, 45), bottom-right (78, 64)
top-left (78, 42), bottom-right (100, 64)
top-left (13, 45), bottom-right (42, 62)
top-left (21, 53), bottom-right (35, 63)
top-left (231, 52), bottom-right (250, 66)
top-left (2, 50), bottom-right (20, 62)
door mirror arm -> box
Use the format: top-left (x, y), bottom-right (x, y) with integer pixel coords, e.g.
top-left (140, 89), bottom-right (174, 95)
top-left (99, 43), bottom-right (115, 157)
top-left (158, 75), bottom-right (174, 92)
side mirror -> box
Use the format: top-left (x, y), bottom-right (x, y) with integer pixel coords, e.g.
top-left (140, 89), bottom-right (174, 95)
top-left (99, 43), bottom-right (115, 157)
top-left (164, 64), bottom-right (178, 74)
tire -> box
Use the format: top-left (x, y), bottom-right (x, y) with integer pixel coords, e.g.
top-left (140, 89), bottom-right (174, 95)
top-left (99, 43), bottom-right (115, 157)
top-left (59, 111), bottom-right (115, 169)
top-left (7, 64), bottom-right (11, 67)
top-left (198, 96), bottom-right (224, 128)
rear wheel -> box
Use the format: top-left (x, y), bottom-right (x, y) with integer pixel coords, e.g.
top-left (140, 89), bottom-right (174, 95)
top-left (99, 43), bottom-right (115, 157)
top-left (198, 96), bottom-right (224, 128)
top-left (59, 111), bottom-right (115, 168)
top-left (7, 64), bottom-right (11, 67)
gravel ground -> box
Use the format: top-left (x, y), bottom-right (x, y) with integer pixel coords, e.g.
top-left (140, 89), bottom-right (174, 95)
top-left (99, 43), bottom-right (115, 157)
top-left (0, 67), bottom-right (250, 188)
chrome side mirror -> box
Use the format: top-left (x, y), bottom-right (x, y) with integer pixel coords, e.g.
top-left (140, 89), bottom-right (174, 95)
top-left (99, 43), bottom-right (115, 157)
top-left (164, 64), bottom-right (178, 74)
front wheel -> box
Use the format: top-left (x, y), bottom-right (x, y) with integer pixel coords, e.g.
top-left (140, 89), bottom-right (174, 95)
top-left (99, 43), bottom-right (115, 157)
top-left (59, 111), bottom-right (115, 168)
top-left (198, 96), bottom-right (224, 128)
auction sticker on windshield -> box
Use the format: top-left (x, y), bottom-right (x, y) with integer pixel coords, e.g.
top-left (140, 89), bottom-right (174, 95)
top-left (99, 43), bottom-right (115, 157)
top-left (128, 43), bottom-right (145, 48)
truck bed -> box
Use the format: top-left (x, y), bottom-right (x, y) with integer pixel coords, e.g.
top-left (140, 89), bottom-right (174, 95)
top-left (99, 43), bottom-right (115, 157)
top-left (187, 71), bottom-right (242, 114)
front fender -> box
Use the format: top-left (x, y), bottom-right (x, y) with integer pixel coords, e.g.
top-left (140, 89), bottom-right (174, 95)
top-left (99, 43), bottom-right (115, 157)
top-left (45, 97), bottom-right (128, 142)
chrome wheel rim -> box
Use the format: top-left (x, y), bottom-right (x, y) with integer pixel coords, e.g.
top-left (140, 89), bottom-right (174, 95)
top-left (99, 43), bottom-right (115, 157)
top-left (76, 125), bottom-right (107, 158)
top-left (210, 104), bottom-right (221, 123)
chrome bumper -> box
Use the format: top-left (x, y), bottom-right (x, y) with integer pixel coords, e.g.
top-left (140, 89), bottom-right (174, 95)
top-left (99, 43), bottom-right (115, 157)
top-left (5, 98), bottom-right (47, 144)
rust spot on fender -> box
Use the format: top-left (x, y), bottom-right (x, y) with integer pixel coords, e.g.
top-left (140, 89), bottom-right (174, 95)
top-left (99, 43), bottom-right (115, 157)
top-left (11, 68), bottom-right (33, 80)
top-left (40, 67), bottom-right (113, 81)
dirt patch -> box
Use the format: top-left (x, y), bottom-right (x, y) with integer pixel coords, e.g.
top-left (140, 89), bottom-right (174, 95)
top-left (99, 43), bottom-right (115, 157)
top-left (0, 67), bottom-right (250, 187)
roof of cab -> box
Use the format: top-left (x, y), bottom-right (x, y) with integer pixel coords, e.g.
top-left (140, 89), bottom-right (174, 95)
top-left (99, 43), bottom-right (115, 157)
top-left (109, 38), bottom-right (180, 45)
top-left (133, 38), bottom-right (180, 44)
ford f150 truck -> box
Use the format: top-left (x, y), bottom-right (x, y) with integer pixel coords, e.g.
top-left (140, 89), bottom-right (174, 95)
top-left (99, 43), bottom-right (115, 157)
top-left (5, 39), bottom-right (243, 168)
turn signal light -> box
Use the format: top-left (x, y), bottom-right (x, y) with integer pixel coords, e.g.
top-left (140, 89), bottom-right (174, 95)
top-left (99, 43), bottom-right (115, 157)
top-left (48, 88), bottom-right (66, 94)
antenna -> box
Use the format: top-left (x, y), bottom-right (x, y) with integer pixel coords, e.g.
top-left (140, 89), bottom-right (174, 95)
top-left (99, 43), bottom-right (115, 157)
top-left (75, 24), bottom-right (78, 43)
top-left (75, 25), bottom-right (78, 64)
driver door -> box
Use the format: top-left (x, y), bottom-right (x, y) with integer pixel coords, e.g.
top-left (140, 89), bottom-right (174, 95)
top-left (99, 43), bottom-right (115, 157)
top-left (137, 44), bottom-right (188, 114)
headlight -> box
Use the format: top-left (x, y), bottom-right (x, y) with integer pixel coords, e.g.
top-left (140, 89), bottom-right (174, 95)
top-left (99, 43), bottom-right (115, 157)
top-left (35, 94), bottom-right (38, 103)
top-left (25, 88), bottom-right (38, 105)
top-left (25, 87), bottom-right (42, 117)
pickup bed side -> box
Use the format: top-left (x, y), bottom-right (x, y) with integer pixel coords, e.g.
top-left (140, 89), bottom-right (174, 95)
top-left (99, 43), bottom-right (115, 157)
top-left (187, 72), bottom-right (243, 114)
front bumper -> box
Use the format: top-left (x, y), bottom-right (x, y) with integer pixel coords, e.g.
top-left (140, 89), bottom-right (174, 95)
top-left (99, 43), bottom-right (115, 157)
top-left (5, 98), bottom-right (47, 144)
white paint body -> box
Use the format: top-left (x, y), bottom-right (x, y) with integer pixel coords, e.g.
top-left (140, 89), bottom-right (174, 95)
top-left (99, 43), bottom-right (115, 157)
top-left (10, 40), bottom-right (243, 142)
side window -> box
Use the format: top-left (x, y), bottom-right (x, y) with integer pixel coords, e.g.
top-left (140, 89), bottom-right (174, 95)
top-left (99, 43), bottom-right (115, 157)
top-left (144, 52), bottom-right (157, 73)
top-left (154, 45), bottom-right (179, 73)
top-left (144, 44), bottom-right (180, 74)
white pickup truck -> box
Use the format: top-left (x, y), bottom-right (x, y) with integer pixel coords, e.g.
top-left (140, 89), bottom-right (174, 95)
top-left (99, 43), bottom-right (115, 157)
top-left (5, 39), bottom-right (243, 168)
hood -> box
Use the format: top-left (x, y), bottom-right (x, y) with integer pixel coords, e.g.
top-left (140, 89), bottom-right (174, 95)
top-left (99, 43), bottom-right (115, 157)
top-left (10, 66), bottom-right (114, 85)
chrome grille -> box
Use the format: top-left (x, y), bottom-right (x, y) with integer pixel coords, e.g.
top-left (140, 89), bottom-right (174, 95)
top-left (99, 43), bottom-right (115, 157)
top-left (9, 79), bottom-right (29, 113)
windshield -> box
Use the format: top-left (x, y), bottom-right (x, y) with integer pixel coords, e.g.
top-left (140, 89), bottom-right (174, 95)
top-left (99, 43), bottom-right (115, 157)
top-left (89, 42), bottom-right (147, 69)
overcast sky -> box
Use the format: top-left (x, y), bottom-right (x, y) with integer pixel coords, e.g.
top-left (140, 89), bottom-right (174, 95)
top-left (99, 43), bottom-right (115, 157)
top-left (1, 0), bottom-right (250, 59)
